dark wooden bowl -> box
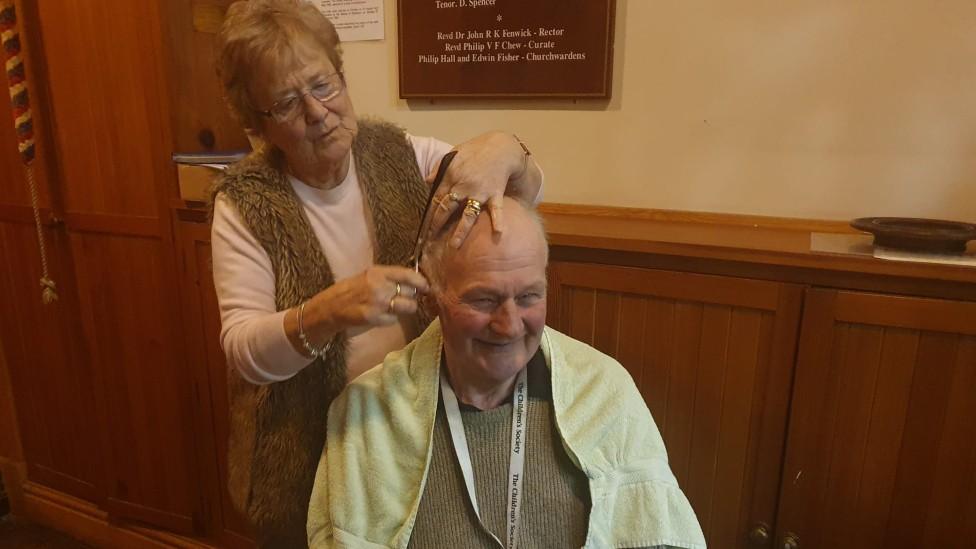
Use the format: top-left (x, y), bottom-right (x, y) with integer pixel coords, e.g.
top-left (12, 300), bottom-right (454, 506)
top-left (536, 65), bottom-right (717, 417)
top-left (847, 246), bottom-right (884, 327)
top-left (850, 217), bottom-right (976, 254)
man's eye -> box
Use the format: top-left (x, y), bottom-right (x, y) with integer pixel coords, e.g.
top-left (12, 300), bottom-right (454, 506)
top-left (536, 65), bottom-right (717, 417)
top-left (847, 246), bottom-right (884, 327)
top-left (516, 293), bottom-right (542, 305)
top-left (469, 297), bottom-right (496, 309)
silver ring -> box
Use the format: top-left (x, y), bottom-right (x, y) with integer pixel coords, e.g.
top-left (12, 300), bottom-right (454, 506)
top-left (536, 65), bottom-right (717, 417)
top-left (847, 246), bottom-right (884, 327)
top-left (447, 191), bottom-right (461, 202)
top-left (388, 295), bottom-right (397, 314)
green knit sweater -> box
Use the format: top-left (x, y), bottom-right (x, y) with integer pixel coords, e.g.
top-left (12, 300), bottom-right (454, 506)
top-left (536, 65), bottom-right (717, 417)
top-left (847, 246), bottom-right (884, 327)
top-left (408, 354), bottom-right (590, 549)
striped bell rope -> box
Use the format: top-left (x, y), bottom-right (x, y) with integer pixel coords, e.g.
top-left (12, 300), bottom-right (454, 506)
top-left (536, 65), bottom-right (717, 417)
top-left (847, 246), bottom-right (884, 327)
top-left (2, 0), bottom-right (57, 304)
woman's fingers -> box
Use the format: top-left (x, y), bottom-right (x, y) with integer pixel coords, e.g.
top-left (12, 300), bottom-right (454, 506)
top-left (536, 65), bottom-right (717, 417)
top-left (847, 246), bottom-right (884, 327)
top-left (486, 194), bottom-right (505, 234)
top-left (372, 266), bottom-right (428, 320)
top-left (444, 193), bottom-right (506, 247)
top-left (449, 196), bottom-right (484, 248)
top-left (383, 266), bottom-right (429, 295)
top-left (324, 266), bottom-right (429, 328)
top-left (427, 190), bottom-right (462, 237)
top-left (427, 135), bottom-right (509, 236)
top-left (385, 292), bottom-right (420, 317)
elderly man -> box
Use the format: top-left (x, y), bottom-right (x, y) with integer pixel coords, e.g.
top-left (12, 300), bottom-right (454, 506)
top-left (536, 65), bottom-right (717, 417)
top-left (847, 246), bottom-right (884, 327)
top-left (308, 198), bottom-right (705, 548)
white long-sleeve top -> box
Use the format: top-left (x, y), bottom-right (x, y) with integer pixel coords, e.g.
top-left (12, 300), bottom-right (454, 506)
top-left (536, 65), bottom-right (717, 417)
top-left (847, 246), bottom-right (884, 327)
top-left (211, 135), bottom-right (453, 385)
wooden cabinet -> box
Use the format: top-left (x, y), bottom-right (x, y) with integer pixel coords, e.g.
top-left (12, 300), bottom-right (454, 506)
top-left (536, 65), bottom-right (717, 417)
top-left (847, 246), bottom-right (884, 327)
top-left (175, 216), bottom-right (255, 548)
top-left (548, 254), bottom-right (976, 549)
top-left (777, 289), bottom-right (976, 549)
top-left (0, 223), bottom-right (102, 504)
top-left (42, 0), bottom-right (205, 532)
top-left (0, 0), bottom-right (101, 508)
top-left (0, 0), bottom-right (209, 541)
top-left (5, 206), bottom-right (975, 548)
top-left (549, 262), bottom-right (803, 549)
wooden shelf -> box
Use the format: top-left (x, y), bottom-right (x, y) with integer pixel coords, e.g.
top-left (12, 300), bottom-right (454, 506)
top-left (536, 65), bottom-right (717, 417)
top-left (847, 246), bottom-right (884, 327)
top-left (540, 203), bottom-right (976, 286)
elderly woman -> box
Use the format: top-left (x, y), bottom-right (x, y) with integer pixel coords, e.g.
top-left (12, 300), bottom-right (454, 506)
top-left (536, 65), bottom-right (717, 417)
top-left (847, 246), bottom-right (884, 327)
top-left (209, 0), bottom-right (542, 546)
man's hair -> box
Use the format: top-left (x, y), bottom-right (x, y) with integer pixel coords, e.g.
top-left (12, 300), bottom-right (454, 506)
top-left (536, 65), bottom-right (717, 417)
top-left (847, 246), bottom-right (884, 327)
top-left (216, 0), bottom-right (344, 130)
top-left (420, 200), bottom-right (549, 293)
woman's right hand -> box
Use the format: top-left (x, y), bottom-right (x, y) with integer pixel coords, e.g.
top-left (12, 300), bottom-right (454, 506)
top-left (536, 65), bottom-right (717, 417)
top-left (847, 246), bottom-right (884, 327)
top-left (317, 266), bottom-right (429, 328)
top-left (287, 266), bottom-right (430, 356)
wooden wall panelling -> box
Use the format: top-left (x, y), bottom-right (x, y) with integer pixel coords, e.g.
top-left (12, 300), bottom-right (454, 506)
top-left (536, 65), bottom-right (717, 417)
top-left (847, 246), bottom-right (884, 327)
top-left (776, 289), bottom-right (976, 549)
top-left (20, 481), bottom-right (218, 549)
top-left (741, 287), bottom-right (803, 545)
top-left (0, 107), bottom-right (31, 206)
top-left (0, 331), bottom-right (23, 463)
top-left (68, 230), bottom-right (199, 534)
top-left (0, 0), bottom-right (56, 211)
top-left (921, 337), bottom-right (976, 545)
top-left (549, 261), bottom-right (803, 549)
top-left (176, 216), bottom-right (256, 547)
top-left (0, 39), bottom-right (26, 474)
top-left (160, 0), bottom-right (249, 153)
top-left (36, 0), bottom-right (161, 217)
top-left (0, 94), bottom-right (37, 207)
top-left (548, 241), bottom-right (976, 303)
top-left (0, 221), bottom-right (101, 502)
top-left (23, 0), bottom-right (210, 535)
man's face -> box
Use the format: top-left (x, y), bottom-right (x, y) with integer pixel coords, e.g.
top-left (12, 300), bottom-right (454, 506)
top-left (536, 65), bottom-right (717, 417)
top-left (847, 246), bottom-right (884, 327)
top-left (435, 211), bottom-right (548, 386)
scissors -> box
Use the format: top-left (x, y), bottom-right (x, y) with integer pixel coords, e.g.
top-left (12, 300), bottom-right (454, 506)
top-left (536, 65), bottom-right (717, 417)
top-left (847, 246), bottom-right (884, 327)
top-left (409, 149), bottom-right (459, 272)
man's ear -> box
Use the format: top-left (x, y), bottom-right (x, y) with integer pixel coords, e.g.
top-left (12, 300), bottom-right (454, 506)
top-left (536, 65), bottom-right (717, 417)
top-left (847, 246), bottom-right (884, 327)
top-left (419, 291), bottom-right (439, 318)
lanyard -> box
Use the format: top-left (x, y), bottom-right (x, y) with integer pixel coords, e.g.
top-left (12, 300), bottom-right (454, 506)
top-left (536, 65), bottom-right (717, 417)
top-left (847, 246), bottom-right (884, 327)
top-left (440, 367), bottom-right (528, 549)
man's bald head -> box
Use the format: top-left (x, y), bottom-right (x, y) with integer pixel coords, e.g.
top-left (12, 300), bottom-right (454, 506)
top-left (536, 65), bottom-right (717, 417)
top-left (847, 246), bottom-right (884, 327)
top-left (421, 197), bottom-right (548, 293)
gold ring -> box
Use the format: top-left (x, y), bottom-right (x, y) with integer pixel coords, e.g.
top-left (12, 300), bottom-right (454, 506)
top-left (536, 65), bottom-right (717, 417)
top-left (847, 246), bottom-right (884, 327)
top-left (437, 193), bottom-right (454, 211)
top-left (394, 282), bottom-right (402, 297)
top-left (388, 295), bottom-right (397, 314)
top-left (464, 198), bottom-right (482, 216)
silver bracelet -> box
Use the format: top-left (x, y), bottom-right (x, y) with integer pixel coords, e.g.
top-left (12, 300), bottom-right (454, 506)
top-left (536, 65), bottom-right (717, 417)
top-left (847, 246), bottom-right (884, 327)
top-left (298, 300), bottom-right (333, 359)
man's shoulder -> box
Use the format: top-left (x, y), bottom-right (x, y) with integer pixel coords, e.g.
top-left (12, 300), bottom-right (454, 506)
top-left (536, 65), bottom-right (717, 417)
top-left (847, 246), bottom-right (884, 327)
top-left (333, 347), bottom-right (409, 408)
top-left (328, 336), bottom-right (438, 424)
top-left (543, 326), bottom-right (635, 388)
top-left (337, 362), bottom-right (386, 401)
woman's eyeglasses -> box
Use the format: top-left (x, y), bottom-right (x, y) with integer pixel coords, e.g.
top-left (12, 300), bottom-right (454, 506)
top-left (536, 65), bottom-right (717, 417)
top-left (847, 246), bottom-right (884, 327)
top-left (256, 72), bottom-right (345, 123)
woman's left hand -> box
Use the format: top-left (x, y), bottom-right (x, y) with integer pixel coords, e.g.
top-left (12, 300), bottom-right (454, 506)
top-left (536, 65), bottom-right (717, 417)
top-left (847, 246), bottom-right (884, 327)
top-left (427, 131), bottom-right (541, 248)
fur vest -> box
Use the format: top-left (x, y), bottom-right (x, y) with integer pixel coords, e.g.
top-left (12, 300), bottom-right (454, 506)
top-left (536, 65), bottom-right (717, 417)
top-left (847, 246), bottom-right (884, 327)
top-left (209, 119), bottom-right (429, 545)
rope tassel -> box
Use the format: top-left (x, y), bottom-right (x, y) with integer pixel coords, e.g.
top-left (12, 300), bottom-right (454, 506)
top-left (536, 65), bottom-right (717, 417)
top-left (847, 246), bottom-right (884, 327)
top-left (2, 1), bottom-right (57, 304)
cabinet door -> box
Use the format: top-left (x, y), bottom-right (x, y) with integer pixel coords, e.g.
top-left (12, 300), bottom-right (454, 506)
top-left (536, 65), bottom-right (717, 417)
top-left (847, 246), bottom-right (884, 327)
top-left (0, 0), bottom-right (102, 505)
top-left (0, 222), bottom-right (103, 503)
top-left (25, 0), bottom-right (204, 534)
top-left (176, 218), bottom-right (256, 548)
top-left (549, 262), bottom-right (803, 549)
top-left (777, 289), bottom-right (976, 549)
top-left (160, 0), bottom-right (250, 153)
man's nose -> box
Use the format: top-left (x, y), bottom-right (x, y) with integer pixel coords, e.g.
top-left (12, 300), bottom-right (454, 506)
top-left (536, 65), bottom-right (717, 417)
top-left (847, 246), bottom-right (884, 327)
top-left (490, 300), bottom-right (523, 339)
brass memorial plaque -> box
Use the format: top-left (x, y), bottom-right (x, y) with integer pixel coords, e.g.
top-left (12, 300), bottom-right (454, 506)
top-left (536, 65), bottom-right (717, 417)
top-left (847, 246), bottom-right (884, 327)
top-left (397, 0), bottom-right (615, 98)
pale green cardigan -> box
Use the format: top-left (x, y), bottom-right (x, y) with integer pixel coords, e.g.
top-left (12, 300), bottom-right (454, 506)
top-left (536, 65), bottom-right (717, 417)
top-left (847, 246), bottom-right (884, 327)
top-left (308, 320), bottom-right (707, 549)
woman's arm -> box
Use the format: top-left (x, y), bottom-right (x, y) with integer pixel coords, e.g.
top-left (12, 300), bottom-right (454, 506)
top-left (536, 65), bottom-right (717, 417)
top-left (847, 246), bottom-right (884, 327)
top-left (213, 196), bottom-right (428, 384)
top-left (211, 196), bottom-right (313, 384)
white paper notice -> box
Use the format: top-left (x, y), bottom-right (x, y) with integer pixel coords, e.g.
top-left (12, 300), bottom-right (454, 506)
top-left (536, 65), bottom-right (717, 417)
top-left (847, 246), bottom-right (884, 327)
top-left (873, 246), bottom-right (976, 267)
top-left (315, 0), bottom-right (384, 42)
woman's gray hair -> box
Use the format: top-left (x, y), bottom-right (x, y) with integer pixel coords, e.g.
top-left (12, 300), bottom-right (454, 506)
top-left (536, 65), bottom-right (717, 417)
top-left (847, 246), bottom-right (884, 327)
top-left (216, 0), bottom-right (344, 130)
